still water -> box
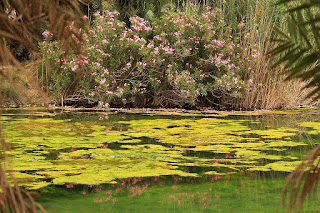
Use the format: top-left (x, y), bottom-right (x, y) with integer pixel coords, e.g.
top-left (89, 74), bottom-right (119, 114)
top-left (1, 108), bottom-right (320, 212)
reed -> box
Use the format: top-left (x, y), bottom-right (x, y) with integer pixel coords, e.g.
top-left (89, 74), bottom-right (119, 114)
top-left (178, 0), bottom-right (312, 109)
top-left (217, 0), bottom-right (311, 109)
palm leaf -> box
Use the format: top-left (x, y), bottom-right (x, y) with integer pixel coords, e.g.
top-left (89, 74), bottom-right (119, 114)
top-left (298, 63), bottom-right (320, 79)
top-left (287, 4), bottom-right (312, 13)
top-left (272, 47), bottom-right (300, 67)
top-left (283, 49), bottom-right (307, 69)
top-left (307, 9), bottom-right (320, 50)
top-left (272, 27), bottom-right (290, 40)
top-left (289, 13), bottom-right (312, 48)
top-left (273, 0), bottom-right (320, 100)
top-left (269, 42), bottom-right (295, 56)
top-left (285, 52), bottom-right (319, 78)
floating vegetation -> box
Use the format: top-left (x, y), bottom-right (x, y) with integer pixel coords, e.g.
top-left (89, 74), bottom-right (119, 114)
top-left (0, 109), bottom-right (319, 190)
top-left (299, 122), bottom-right (320, 135)
top-left (248, 161), bottom-right (302, 172)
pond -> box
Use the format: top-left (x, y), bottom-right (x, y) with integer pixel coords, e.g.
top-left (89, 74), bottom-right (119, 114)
top-left (1, 108), bottom-right (320, 212)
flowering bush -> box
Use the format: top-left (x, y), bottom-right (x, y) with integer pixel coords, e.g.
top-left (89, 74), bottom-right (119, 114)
top-left (40, 7), bottom-right (257, 107)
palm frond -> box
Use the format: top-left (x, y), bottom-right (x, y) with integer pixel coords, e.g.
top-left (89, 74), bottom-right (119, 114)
top-left (283, 145), bottom-right (320, 212)
top-left (285, 52), bottom-right (319, 78)
top-left (272, 0), bottom-right (320, 100)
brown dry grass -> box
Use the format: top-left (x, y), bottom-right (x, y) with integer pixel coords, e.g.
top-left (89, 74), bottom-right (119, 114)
top-left (237, 0), bottom-right (319, 110)
top-left (1, 64), bottom-right (51, 106)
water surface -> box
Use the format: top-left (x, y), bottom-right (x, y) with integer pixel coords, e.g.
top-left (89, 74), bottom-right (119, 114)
top-left (1, 108), bottom-right (320, 212)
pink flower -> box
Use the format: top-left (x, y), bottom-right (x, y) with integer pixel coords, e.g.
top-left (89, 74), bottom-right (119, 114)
top-left (154, 47), bottom-right (159, 55)
top-left (71, 65), bottom-right (79, 71)
top-left (100, 78), bottom-right (106, 84)
top-left (42, 31), bottom-right (53, 37)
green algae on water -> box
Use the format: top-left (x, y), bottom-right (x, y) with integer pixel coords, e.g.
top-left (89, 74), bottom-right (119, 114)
top-left (1, 110), bottom-right (318, 190)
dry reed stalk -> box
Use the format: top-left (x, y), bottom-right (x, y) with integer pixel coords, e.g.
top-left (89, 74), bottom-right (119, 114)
top-left (238, 0), bottom-right (296, 110)
top-left (238, 0), bottom-right (318, 110)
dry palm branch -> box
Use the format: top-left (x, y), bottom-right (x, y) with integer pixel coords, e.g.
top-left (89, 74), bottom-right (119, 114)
top-left (271, 0), bottom-right (320, 212)
top-left (0, 0), bottom-right (87, 212)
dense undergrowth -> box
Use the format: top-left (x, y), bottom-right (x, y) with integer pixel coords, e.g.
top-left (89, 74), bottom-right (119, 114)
top-left (1, 0), bottom-right (317, 109)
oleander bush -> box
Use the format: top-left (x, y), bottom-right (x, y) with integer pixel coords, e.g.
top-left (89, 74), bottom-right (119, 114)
top-left (41, 7), bottom-right (259, 108)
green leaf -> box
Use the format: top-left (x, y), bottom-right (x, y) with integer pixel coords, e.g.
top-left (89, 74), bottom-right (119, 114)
top-left (305, 83), bottom-right (320, 99)
top-left (298, 64), bottom-right (320, 80)
top-left (306, 74), bottom-right (320, 88)
top-left (286, 52), bottom-right (319, 78)
top-left (283, 49), bottom-right (307, 71)
top-left (290, 13), bottom-right (311, 48)
top-left (275, 0), bottom-right (292, 6)
top-left (272, 47), bottom-right (300, 67)
top-left (287, 4), bottom-right (312, 13)
top-left (270, 42), bottom-right (295, 56)
top-left (306, 9), bottom-right (320, 50)
top-left (273, 27), bottom-right (290, 40)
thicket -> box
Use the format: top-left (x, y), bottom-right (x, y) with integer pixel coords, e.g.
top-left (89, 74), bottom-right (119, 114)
top-left (41, 7), bottom-right (259, 108)
top-left (4, 0), bottom-right (313, 109)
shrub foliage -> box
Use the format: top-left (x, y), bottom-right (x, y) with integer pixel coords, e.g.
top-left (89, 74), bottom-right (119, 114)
top-left (41, 7), bottom-right (258, 108)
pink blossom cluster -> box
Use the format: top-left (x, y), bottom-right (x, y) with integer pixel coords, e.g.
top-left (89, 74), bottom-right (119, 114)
top-left (130, 16), bottom-right (152, 32)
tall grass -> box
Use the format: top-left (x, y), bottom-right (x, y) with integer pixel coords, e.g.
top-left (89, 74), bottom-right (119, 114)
top-left (0, 66), bottom-right (46, 212)
top-left (235, 0), bottom-right (287, 109)
top-left (216, 0), bottom-right (315, 109)
top-left (177, 0), bottom-right (313, 109)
